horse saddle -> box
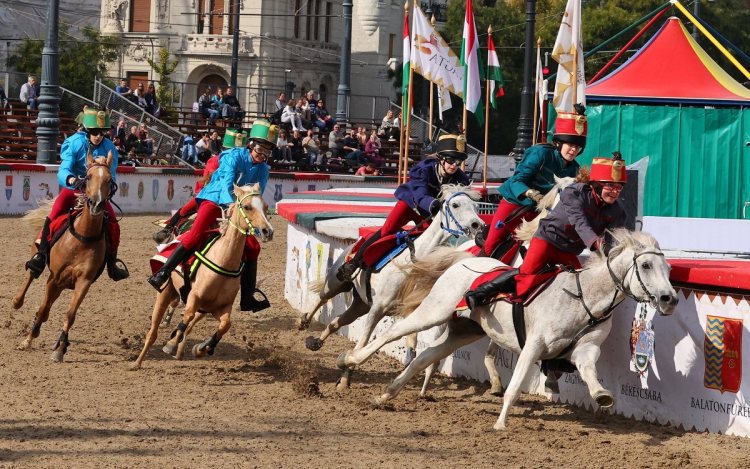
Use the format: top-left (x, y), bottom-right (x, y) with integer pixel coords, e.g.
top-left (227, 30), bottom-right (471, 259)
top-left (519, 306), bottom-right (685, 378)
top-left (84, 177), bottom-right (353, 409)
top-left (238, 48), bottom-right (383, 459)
top-left (362, 230), bottom-right (425, 271)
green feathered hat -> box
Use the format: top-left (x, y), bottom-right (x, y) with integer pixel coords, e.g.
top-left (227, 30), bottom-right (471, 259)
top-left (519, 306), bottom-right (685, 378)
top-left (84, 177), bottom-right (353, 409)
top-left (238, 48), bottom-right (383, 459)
top-left (222, 129), bottom-right (248, 149)
top-left (82, 107), bottom-right (111, 130)
top-left (248, 119), bottom-right (279, 148)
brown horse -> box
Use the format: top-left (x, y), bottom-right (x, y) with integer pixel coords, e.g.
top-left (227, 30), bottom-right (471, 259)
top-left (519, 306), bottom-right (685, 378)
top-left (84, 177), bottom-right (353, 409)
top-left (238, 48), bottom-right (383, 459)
top-left (130, 183), bottom-right (273, 370)
top-left (13, 151), bottom-right (115, 362)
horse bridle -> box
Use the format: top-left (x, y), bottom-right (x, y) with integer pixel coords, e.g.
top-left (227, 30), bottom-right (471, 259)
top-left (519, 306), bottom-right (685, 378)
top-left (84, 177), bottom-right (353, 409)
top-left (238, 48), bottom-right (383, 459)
top-left (606, 248), bottom-right (666, 306)
top-left (227, 191), bottom-right (263, 236)
top-left (439, 191), bottom-right (474, 238)
top-left (75, 163), bottom-right (118, 205)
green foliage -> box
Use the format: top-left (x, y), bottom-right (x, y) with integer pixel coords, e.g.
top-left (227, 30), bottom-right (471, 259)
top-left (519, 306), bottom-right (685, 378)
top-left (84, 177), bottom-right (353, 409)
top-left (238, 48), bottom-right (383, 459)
top-left (6, 23), bottom-right (120, 98)
top-left (147, 46), bottom-right (180, 112)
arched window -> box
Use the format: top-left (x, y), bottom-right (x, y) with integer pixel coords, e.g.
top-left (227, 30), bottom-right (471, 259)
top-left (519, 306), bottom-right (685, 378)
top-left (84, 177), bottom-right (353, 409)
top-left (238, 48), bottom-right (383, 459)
top-left (197, 74), bottom-right (228, 100)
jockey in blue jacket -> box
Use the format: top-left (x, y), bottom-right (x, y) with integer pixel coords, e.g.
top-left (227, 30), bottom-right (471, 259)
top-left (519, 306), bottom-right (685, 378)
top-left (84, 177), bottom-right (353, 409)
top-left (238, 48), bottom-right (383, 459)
top-left (26, 107), bottom-right (129, 281)
top-left (337, 133), bottom-right (470, 282)
top-left (148, 121), bottom-right (276, 312)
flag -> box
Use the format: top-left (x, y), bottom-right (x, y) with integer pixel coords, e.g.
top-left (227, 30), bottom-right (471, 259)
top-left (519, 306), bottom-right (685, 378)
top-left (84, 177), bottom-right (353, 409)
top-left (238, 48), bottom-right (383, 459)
top-left (486, 33), bottom-right (504, 110)
top-left (536, 41), bottom-right (544, 118)
top-left (551, 0), bottom-right (585, 112)
top-left (437, 85), bottom-right (452, 121)
top-left (410, 2), bottom-right (464, 98)
top-left (402, 7), bottom-right (411, 110)
top-left (461, 0), bottom-right (484, 125)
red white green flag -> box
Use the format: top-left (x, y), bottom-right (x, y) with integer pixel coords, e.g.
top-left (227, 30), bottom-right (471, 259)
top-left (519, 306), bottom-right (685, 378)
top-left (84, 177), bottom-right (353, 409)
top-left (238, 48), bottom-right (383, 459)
top-left (461, 0), bottom-right (484, 125)
top-left (402, 7), bottom-right (411, 109)
top-left (486, 33), bottom-right (504, 110)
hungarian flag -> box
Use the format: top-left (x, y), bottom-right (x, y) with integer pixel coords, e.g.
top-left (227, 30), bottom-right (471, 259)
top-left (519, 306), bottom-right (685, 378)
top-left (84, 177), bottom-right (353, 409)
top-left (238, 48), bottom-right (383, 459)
top-left (486, 33), bottom-right (504, 110)
top-left (402, 7), bottom-right (411, 110)
top-left (461, 0), bottom-right (484, 125)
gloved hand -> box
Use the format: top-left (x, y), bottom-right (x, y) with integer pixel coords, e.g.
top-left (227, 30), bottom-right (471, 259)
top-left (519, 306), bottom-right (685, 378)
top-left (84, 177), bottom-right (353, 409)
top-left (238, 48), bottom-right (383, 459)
top-left (67, 175), bottom-right (83, 187)
top-left (429, 199), bottom-right (441, 216)
top-left (590, 236), bottom-right (605, 252)
top-left (525, 189), bottom-right (543, 203)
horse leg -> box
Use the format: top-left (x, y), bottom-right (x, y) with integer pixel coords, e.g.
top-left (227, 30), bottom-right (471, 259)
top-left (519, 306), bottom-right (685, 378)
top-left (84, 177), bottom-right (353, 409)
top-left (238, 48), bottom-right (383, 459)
top-left (162, 297), bottom-right (181, 326)
top-left (130, 286), bottom-right (179, 370)
top-left (51, 280), bottom-right (93, 362)
top-left (494, 340), bottom-right (545, 431)
top-left (334, 301), bottom-right (389, 390)
top-left (184, 310), bottom-right (207, 337)
top-left (18, 282), bottom-right (63, 351)
top-left (377, 318), bottom-right (485, 404)
top-left (485, 342), bottom-right (504, 397)
top-left (174, 301), bottom-right (200, 360)
top-left (298, 297), bottom-right (326, 331)
top-left (404, 333), bottom-right (418, 368)
top-left (193, 307), bottom-right (231, 358)
top-left (306, 296), bottom-right (369, 351)
top-left (420, 362), bottom-right (438, 397)
top-left (163, 302), bottom-right (201, 358)
top-left (12, 273), bottom-right (35, 310)
top-left (571, 342), bottom-right (614, 408)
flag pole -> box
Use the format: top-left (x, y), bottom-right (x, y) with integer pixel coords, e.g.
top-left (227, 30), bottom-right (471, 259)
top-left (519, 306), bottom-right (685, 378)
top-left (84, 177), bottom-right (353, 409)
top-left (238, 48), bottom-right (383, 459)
top-left (461, 105), bottom-right (467, 171)
top-left (533, 37), bottom-right (541, 146)
top-left (482, 25), bottom-right (492, 190)
top-left (397, 1), bottom-right (409, 184)
top-left (427, 14), bottom-right (436, 141)
top-left (403, 67), bottom-right (414, 182)
top-left (572, 48), bottom-right (578, 105)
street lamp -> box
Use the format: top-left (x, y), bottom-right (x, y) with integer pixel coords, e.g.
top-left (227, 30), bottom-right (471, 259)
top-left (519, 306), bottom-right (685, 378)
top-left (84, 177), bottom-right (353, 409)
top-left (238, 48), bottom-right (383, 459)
top-left (284, 69), bottom-right (291, 96)
top-left (143, 35), bottom-right (155, 82)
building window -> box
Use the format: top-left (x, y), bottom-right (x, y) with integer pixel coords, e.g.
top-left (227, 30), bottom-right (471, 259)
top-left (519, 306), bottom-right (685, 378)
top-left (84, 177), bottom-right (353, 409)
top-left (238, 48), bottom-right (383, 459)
top-left (210, 0), bottom-right (224, 34)
top-left (198, 0), bottom-right (205, 34)
top-left (305, 0), bottom-right (313, 41)
top-left (313, 0), bottom-right (320, 41)
top-left (293, 0), bottom-right (300, 39)
top-left (388, 34), bottom-right (395, 59)
top-left (324, 2), bottom-right (332, 43)
top-left (129, 0), bottom-right (151, 33)
top-left (228, 0), bottom-right (237, 35)
top-left (127, 72), bottom-right (149, 91)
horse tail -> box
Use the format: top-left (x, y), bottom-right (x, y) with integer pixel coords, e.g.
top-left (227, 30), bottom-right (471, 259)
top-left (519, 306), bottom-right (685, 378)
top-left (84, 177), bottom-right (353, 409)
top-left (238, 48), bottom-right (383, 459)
top-left (23, 197), bottom-right (57, 231)
top-left (394, 247), bottom-right (474, 318)
top-left (308, 278), bottom-right (326, 294)
top-left (515, 207), bottom-right (548, 242)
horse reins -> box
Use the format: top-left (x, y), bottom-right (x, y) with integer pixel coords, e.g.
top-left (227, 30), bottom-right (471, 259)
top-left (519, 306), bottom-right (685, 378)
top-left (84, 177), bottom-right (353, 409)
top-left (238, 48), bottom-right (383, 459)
top-left (227, 191), bottom-right (262, 236)
top-left (606, 249), bottom-right (665, 305)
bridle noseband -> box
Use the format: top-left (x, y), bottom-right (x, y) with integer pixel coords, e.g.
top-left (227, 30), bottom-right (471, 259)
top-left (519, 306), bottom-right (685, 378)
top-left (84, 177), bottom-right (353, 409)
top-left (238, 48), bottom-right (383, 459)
top-left (439, 191), bottom-right (474, 238)
top-left (606, 248), bottom-right (665, 305)
top-left (227, 191), bottom-right (263, 236)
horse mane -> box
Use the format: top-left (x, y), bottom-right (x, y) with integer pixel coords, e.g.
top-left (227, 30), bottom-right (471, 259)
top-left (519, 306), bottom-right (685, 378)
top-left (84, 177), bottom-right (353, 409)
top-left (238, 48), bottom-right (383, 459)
top-left (439, 184), bottom-right (481, 202)
top-left (583, 229), bottom-right (660, 268)
top-left (393, 246), bottom-right (474, 318)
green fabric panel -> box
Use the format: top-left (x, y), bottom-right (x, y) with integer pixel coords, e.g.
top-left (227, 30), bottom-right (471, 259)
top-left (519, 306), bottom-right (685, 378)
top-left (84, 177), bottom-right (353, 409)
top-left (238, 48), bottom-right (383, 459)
top-left (742, 110), bottom-right (750, 219)
top-left (363, 176), bottom-right (399, 183)
top-left (270, 172), bottom-right (296, 179)
top-left (295, 212), bottom-right (388, 230)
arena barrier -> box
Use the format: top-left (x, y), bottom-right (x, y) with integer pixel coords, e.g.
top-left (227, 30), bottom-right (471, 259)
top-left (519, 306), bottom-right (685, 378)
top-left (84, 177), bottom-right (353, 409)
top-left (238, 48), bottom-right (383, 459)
top-left (280, 188), bottom-right (750, 437)
top-left (0, 163), bottom-right (402, 215)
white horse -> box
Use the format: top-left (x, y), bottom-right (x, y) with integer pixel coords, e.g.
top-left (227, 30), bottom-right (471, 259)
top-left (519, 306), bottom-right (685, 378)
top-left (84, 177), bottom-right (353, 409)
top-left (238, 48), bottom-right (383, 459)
top-left (298, 184), bottom-right (484, 388)
top-left (338, 229), bottom-right (678, 430)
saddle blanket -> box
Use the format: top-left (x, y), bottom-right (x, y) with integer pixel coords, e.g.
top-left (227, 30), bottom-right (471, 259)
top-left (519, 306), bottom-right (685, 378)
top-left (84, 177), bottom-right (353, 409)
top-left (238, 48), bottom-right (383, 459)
top-left (346, 230), bottom-right (426, 269)
top-left (455, 267), bottom-right (563, 312)
top-left (149, 229), bottom-right (253, 276)
top-left (47, 209), bottom-right (117, 250)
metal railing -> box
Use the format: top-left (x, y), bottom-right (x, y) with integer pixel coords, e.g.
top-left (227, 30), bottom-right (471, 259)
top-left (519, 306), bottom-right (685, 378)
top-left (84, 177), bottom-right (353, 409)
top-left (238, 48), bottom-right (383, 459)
top-left (93, 80), bottom-right (189, 166)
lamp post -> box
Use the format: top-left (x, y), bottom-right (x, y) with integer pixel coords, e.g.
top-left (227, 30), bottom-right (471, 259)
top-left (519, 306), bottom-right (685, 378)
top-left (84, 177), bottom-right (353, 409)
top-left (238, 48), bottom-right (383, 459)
top-left (336, 0), bottom-right (352, 122)
top-left (143, 36), bottom-right (155, 82)
top-left (511, 0), bottom-right (537, 163)
top-left (36, 0), bottom-right (61, 164)
top-left (284, 68), bottom-right (291, 96)
top-left (230, 0), bottom-right (240, 89)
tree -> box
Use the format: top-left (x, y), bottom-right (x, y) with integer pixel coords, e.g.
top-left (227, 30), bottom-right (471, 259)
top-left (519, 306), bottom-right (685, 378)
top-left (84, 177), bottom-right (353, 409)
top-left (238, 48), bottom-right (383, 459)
top-left (6, 23), bottom-right (120, 99)
top-left (147, 46), bottom-right (180, 114)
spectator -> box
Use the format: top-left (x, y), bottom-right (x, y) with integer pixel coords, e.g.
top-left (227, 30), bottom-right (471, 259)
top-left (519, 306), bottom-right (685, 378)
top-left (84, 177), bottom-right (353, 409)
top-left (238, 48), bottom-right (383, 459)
top-left (0, 85), bottom-right (8, 109)
top-left (115, 79), bottom-right (136, 104)
top-left (134, 83), bottom-right (147, 109)
top-left (222, 87), bottom-right (245, 123)
top-left (125, 125), bottom-right (143, 155)
top-left (20, 76), bottom-right (38, 110)
top-left (74, 105), bottom-right (86, 126)
top-left (393, 112), bottom-right (402, 134)
top-left (281, 99), bottom-right (306, 131)
top-left (136, 123), bottom-right (155, 155)
top-left (328, 124), bottom-right (345, 159)
top-left (313, 99), bottom-right (336, 131)
top-left (144, 83), bottom-right (158, 116)
top-left (365, 132), bottom-right (385, 167)
top-left (112, 135), bottom-right (127, 158)
top-left (198, 87), bottom-right (218, 123)
top-left (274, 129), bottom-right (293, 163)
top-left (181, 135), bottom-right (198, 165)
top-left (296, 97), bottom-right (312, 129)
top-left (379, 110), bottom-right (399, 141)
top-left (33, 79), bottom-right (40, 99)
top-left (343, 128), bottom-right (367, 167)
top-left (115, 118), bottom-right (127, 143)
top-left (355, 162), bottom-right (380, 176)
top-left (306, 90), bottom-right (316, 110)
top-left (289, 129), bottom-right (305, 164)
top-left (209, 130), bottom-right (222, 155)
top-left (274, 92), bottom-right (286, 112)
top-left (302, 129), bottom-right (322, 167)
top-left (211, 88), bottom-right (224, 118)
top-left (195, 132), bottom-right (211, 163)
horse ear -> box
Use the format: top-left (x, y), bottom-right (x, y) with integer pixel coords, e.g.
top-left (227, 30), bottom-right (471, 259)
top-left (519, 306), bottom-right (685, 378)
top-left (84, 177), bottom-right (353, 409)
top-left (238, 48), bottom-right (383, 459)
top-left (106, 150), bottom-right (113, 167)
top-left (233, 183), bottom-right (242, 197)
top-left (252, 182), bottom-right (261, 193)
top-left (86, 149), bottom-right (94, 167)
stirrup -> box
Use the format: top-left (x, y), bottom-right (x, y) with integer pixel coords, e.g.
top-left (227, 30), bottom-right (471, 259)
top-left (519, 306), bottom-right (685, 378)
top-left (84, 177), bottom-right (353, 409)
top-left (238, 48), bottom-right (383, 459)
top-left (148, 270), bottom-right (171, 292)
top-left (152, 227), bottom-right (173, 244)
top-left (108, 258), bottom-right (130, 281)
top-left (26, 252), bottom-right (47, 279)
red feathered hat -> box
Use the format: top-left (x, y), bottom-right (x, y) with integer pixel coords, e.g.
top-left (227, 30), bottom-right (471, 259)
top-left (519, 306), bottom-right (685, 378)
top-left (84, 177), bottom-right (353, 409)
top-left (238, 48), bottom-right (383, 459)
top-left (590, 152), bottom-right (627, 184)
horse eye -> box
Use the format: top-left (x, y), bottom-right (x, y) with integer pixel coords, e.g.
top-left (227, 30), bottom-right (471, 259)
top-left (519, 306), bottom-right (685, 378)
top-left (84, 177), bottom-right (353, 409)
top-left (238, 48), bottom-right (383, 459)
top-left (641, 262), bottom-right (651, 270)
top-left (244, 204), bottom-right (252, 211)
top-left (452, 202), bottom-right (459, 209)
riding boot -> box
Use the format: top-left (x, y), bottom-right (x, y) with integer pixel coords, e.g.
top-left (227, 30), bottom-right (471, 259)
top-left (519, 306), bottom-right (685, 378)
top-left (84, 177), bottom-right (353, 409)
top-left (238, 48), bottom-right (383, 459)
top-left (26, 217), bottom-right (52, 279)
top-left (107, 252), bottom-right (130, 281)
top-left (148, 243), bottom-right (190, 291)
top-left (337, 229), bottom-right (383, 282)
top-left (464, 268), bottom-right (520, 310)
top-left (240, 259), bottom-right (270, 312)
top-left (153, 210), bottom-right (183, 244)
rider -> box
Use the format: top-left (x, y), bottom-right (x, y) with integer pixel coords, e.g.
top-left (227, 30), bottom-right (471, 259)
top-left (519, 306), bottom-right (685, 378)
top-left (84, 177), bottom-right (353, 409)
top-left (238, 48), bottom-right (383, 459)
top-left (147, 120), bottom-right (276, 312)
top-left (26, 107), bottom-right (129, 281)
top-left (152, 128), bottom-right (246, 244)
top-left (465, 152), bottom-right (628, 310)
top-left (337, 133), bottom-right (470, 282)
top-left (481, 106), bottom-right (587, 258)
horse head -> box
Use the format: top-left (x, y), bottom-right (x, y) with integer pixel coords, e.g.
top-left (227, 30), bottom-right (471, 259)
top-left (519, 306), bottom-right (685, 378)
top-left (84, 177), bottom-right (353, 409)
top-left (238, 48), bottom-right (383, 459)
top-left (232, 183), bottom-right (274, 242)
top-left (598, 229), bottom-right (678, 316)
top-left (84, 150), bottom-right (114, 217)
top-left (437, 184), bottom-right (484, 238)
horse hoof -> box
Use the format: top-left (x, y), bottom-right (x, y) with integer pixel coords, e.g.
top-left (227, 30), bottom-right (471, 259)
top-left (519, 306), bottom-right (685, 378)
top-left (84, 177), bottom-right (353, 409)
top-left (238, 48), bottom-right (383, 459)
top-left (492, 422), bottom-right (508, 431)
top-left (17, 340), bottom-right (31, 351)
top-left (11, 297), bottom-right (23, 310)
top-left (305, 336), bottom-right (323, 351)
top-left (594, 390), bottom-right (615, 408)
top-left (175, 341), bottom-right (186, 360)
top-left (128, 362), bottom-right (142, 371)
top-left (192, 343), bottom-right (208, 358)
top-left (50, 351), bottom-right (64, 362)
top-left (162, 342), bottom-right (176, 355)
top-left (297, 316), bottom-right (310, 331)
top-left (335, 379), bottom-right (350, 392)
top-left (336, 351), bottom-right (350, 369)
top-left (490, 386), bottom-right (505, 397)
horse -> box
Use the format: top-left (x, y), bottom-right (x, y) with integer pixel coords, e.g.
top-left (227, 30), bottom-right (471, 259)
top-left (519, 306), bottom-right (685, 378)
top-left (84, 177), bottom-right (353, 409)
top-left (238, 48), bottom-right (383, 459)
top-left (130, 183), bottom-right (273, 370)
top-left (297, 184), bottom-right (484, 389)
top-left (338, 229), bottom-right (678, 430)
top-left (13, 151), bottom-right (116, 362)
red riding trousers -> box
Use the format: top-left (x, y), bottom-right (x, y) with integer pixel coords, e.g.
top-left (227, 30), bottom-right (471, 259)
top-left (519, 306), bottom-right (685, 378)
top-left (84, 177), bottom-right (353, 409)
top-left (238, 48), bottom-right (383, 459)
top-left (380, 200), bottom-right (428, 237)
top-left (483, 199), bottom-right (537, 257)
top-left (179, 200), bottom-right (260, 260)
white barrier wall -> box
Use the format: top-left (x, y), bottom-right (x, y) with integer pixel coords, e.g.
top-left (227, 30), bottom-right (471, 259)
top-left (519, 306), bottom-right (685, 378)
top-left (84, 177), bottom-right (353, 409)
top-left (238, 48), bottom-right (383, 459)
top-left (286, 222), bottom-right (750, 437)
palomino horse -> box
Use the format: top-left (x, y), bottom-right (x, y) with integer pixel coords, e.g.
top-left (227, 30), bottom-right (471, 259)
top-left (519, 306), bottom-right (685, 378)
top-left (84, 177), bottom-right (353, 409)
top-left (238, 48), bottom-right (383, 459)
top-left (338, 229), bottom-right (678, 430)
top-left (297, 184), bottom-right (484, 389)
top-left (130, 183), bottom-right (273, 370)
top-left (13, 151), bottom-right (116, 361)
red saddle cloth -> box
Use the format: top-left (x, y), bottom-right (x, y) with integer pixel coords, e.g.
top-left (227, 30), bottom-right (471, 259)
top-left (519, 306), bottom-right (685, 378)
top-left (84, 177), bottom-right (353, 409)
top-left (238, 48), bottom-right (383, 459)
top-left (346, 230), bottom-right (426, 268)
top-left (455, 266), bottom-right (563, 311)
top-left (149, 229), bottom-right (254, 275)
top-left (47, 210), bottom-right (118, 250)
